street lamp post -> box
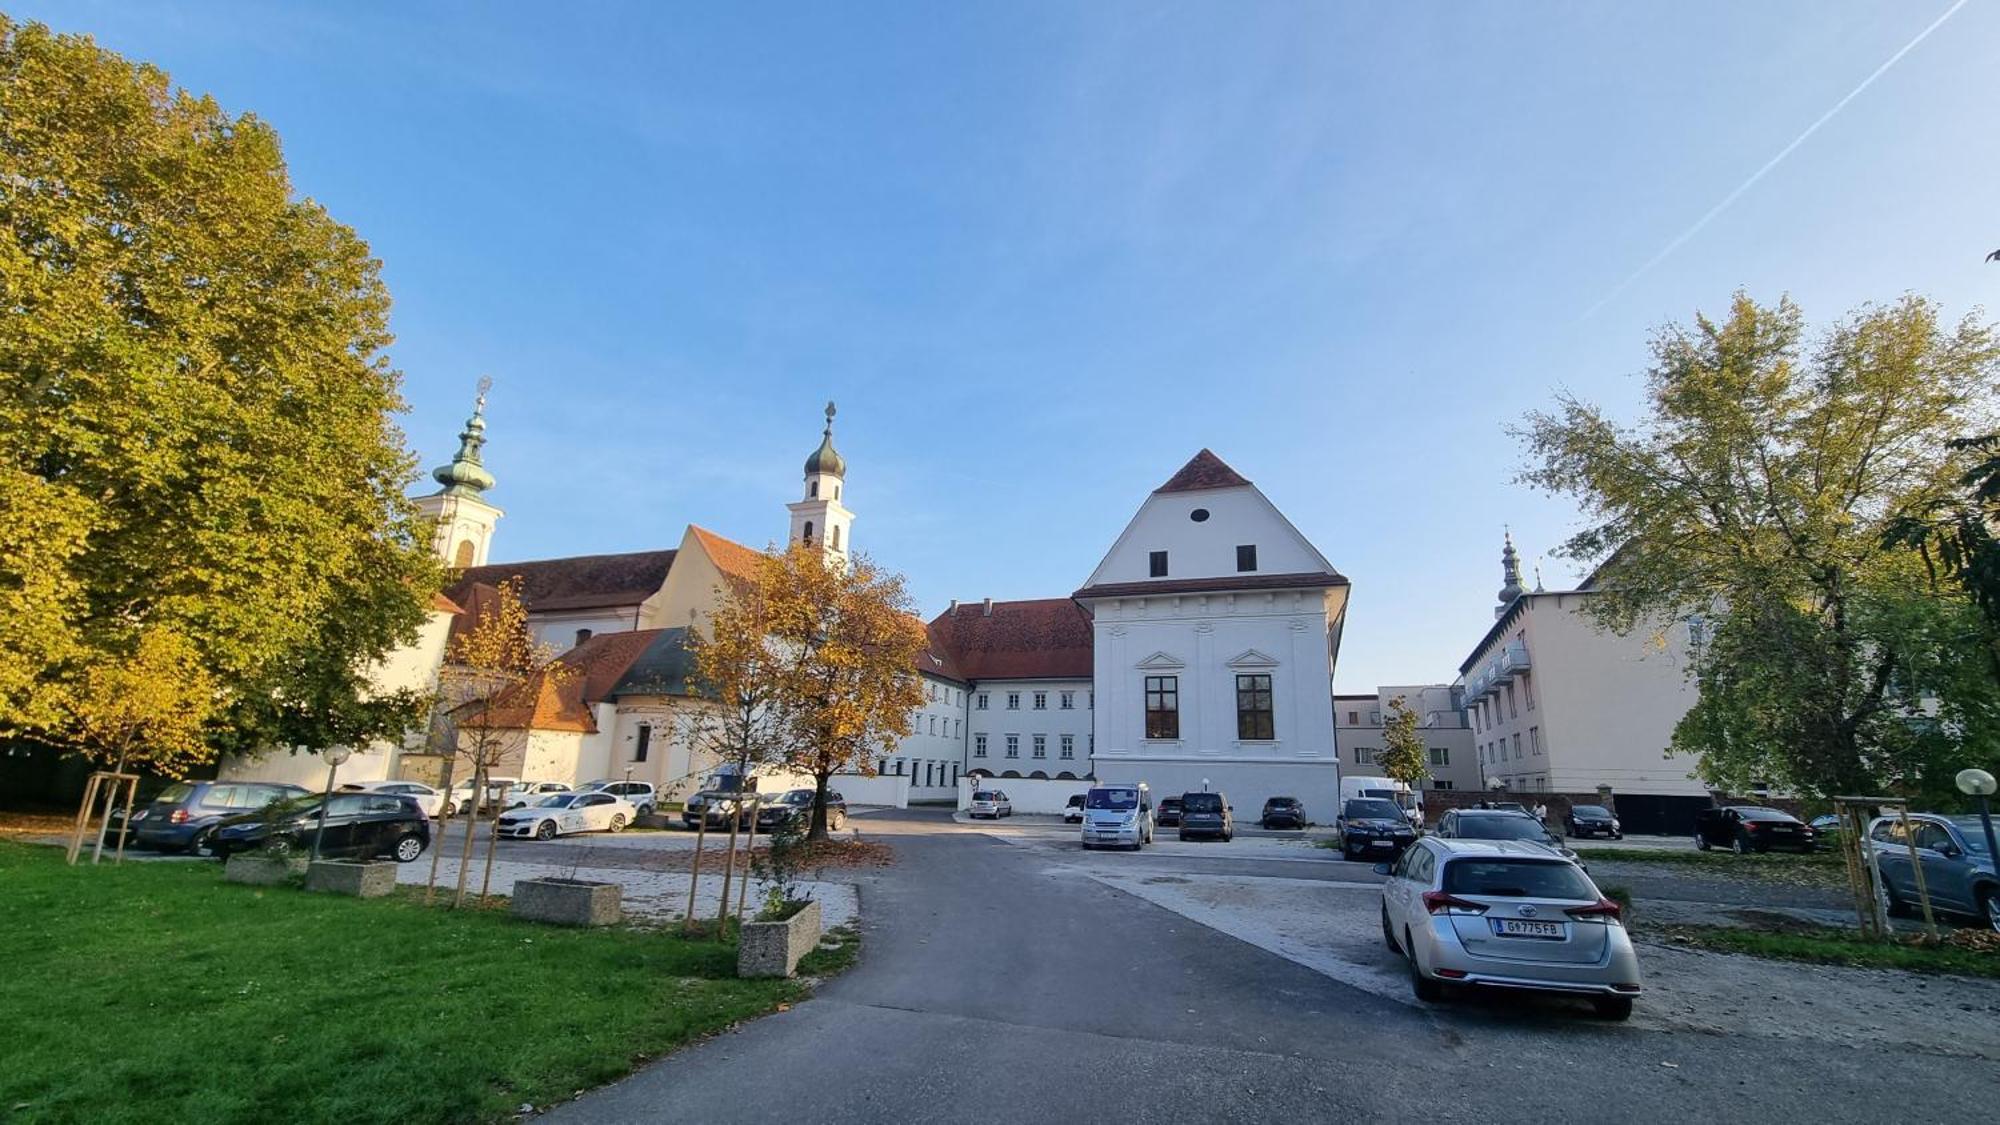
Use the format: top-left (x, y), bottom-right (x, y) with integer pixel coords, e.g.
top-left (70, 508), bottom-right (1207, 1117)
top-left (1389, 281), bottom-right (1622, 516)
top-left (1958, 768), bottom-right (1999, 870)
top-left (311, 746), bottom-right (354, 860)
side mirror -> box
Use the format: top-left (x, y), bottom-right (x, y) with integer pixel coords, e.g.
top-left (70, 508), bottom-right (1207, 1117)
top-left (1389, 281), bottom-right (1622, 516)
top-left (1371, 862), bottom-right (1393, 876)
top-left (1938, 843), bottom-right (1963, 859)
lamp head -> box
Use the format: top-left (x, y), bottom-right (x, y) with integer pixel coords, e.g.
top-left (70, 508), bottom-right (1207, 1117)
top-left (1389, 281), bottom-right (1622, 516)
top-left (1957, 767), bottom-right (1997, 797)
top-left (323, 746), bottom-right (353, 767)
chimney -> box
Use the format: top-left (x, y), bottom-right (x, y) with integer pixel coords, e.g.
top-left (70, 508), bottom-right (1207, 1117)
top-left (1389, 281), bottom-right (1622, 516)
top-left (982, 597), bottom-right (993, 616)
top-left (948, 599), bottom-right (959, 614)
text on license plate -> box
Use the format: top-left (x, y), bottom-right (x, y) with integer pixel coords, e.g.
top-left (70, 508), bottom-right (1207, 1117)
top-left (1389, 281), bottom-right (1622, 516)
top-left (1493, 919), bottom-right (1565, 938)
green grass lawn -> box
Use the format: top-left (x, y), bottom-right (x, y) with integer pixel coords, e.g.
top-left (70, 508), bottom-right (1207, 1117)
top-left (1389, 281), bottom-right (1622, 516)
top-left (0, 842), bottom-right (810, 1124)
top-left (1654, 922), bottom-right (2000, 979)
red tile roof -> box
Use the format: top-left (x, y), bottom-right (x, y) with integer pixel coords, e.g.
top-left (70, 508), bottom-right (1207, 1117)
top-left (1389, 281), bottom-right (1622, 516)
top-left (1075, 571), bottom-right (1348, 600)
top-left (465, 629), bottom-right (666, 733)
top-left (689, 525), bottom-right (765, 590)
top-left (444, 549), bottom-right (676, 614)
top-left (926, 598), bottom-right (1094, 681)
top-left (1155, 449), bottom-right (1251, 493)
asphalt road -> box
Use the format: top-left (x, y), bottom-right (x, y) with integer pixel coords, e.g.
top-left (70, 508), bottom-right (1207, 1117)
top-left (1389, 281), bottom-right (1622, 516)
top-left (545, 809), bottom-right (1993, 1124)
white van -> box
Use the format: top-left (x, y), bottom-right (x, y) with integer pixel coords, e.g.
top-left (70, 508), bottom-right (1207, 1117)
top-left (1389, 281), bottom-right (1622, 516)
top-left (1343, 775), bottom-right (1421, 826)
top-left (1080, 782), bottom-right (1153, 850)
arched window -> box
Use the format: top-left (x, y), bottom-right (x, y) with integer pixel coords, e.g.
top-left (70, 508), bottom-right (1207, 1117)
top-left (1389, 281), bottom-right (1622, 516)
top-left (830, 525), bottom-right (841, 550)
top-left (809, 480), bottom-right (819, 498)
top-left (453, 539), bottom-right (476, 568)
top-left (802, 520), bottom-right (814, 543)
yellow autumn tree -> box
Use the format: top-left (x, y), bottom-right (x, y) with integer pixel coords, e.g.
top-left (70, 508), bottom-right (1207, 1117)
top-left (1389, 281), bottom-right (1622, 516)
top-left (67, 627), bottom-right (216, 779)
top-left (757, 544), bottom-right (927, 841)
top-left (428, 576), bottom-right (572, 905)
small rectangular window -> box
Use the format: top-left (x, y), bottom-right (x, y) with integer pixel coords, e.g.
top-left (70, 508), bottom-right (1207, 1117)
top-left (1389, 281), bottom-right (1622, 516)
top-left (1032, 735), bottom-right (1046, 759)
top-left (1236, 544), bottom-right (1257, 572)
top-left (1149, 550), bottom-right (1168, 577)
top-left (1060, 734), bottom-right (1074, 759)
top-left (976, 693), bottom-right (988, 710)
top-left (1033, 692), bottom-right (1047, 710)
top-left (1005, 735), bottom-right (1020, 759)
top-left (1007, 692), bottom-right (1020, 710)
top-left (1144, 675), bottom-right (1180, 739)
top-left (973, 734), bottom-right (987, 758)
top-left (633, 723), bottom-right (651, 763)
top-left (1060, 691), bottom-right (1074, 710)
top-left (1428, 747), bottom-right (1448, 767)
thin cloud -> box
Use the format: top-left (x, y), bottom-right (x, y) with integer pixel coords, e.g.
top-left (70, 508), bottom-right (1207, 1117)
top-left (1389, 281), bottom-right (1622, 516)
top-left (1583, 0), bottom-right (1970, 319)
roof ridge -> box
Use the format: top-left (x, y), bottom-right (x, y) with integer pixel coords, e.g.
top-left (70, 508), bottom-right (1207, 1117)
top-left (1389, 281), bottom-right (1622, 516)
top-left (1154, 448), bottom-right (1251, 493)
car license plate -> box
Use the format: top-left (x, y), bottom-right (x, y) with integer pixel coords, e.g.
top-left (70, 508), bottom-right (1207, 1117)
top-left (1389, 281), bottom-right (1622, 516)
top-left (1493, 919), bottom-right (1564, 938)
top-left (1369, 839), bottom-right (1394, 848)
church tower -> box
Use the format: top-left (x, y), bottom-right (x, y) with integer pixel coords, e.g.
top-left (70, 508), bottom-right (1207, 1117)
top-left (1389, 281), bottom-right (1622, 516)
top-left (1495, 528), bottom-right (1525, 617)
top-left (786, 401), bottom-right (852, 566)
top-left (414, 378), bottom-right (504, 570)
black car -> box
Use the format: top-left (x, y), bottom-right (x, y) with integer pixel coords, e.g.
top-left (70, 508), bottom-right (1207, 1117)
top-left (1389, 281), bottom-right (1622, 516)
top-left (1434, 808), bottom-right (1584, 865)
top-left (1156, 797), bottom-right (1184, 828)
top-left (126, 780), bottom-right (310, 855)
top-left (755, 788), bottom-right (848, 832)
top-left (213, 792), bottom-right (431, 862)
top-left (1177, 792), bottom-right (1234, 842)
top-left (1336, 797), bottom-right (1417, 861)
top-left (1694, 806), bottom-right (1817, 854)
top-left (1565, 804), bottom-right (1623, 840)
top-left (1260, 796), bottom-right (1306, 830)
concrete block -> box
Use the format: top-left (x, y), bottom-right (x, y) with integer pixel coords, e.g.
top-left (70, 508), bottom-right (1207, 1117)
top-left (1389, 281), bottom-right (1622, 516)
top-left (305, 859), bottom-right (398, 898)
top-left (738, 898), bottom-right (822, 978)
top-left (511, 877), bottom-right (622, 926)
top-left (223, 854), bottom-right (308, 886)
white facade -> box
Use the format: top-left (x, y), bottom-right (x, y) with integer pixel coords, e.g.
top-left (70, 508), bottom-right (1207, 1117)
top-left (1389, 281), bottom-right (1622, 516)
top-left (416, 490), bottom-right (502, 570)
top-left (1459, 549), bottom-right (1706, 796)
top-left (964, 678), bottom-right (1094, 780)
top-left (1076, 452), bottom-right (1350, 812)
top-left (882, 675), bottom-right (969, 799)
top-left (1334, 684), bottom-right (1479, 793)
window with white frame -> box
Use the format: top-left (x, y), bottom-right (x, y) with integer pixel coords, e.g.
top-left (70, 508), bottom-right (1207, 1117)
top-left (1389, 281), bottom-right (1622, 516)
top-left (1033, 691), bottom-right (1047, 710)
top-left (1529, 726), bottom-right (1541, 755)
top-left (973, 734), bottom-right (988, 758)
top-left (1060, 691), bottom-right (1074, 709)
top-left (1007, 692), bottom-right (1021, 710)
top-left (1060, 734), bottom-right (1074, 759)
top-left (1005, 734), bottom-right (1020, 759)
top-left (1428, 747), bottom-right (1448, 767)
top-left (1032, 735), bottom-right (1046, 759)
top-left (977, 693), bottom-right (989, 710)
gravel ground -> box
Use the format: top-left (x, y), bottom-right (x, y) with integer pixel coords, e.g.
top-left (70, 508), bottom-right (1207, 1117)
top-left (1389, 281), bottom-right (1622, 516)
top-left (1089, 870), bottom-right (2000, 1058)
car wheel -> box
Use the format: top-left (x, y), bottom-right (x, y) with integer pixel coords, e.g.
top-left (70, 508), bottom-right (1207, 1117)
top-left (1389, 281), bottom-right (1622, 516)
top-left (392, 834), bottom-right (424, 863)
top-left (444, 802), bottom-right (458, 818)
top-left (1591, 995), bottom-right (1634, 1021)
top-left (189, 828), bottom-right (215, 858)
top-left (1406, 930), bottom-right (1443, 1002)
top-left (1879, 871), bottom-right (1913, 919)
top-left (1223, 831), bottom-right (1233, 843)
top-left (608, 814), bottom-right (627, 833)
top-left (535, 820), bottom-right (557, 841)
top-left (638, 804), bottom-right (654, 818)
top-left (1381, 904), bottom-right (1399, 953)
top-left (1733, 835), bottom-right (1750, 856)
top-left (1694, 832), bottom-right (1710, 852)
top-left (1979, 886), bottom-right (2000, 934)
top-left (832, 811), bottom-right (846, 831)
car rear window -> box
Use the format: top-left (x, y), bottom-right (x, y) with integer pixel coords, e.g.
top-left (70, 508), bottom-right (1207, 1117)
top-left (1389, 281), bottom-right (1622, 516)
top-left (1453, 814), bottom-right (1549, 841)
top-left (1182, 794), bottom-right (1223, 813)
top-left (1444, 859), bottom-right (1596, 900)
top-left (1734, 807), bottom-right (1795, 822)
top-left (1572, 805), bottom-right (1609, 816)
top-left (1345, 799), bottom-right (1403, 820)
top-left (973, 791), bottom-right (1000, 801)
top-left (155, 783), bottom-right (194, 805)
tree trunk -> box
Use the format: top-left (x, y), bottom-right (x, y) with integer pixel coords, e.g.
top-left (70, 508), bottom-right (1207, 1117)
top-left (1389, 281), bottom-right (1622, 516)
top-left (807, 769), bottom-right (832, 843)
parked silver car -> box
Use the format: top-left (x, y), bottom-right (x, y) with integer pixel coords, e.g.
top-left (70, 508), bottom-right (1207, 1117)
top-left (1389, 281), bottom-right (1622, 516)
top-left (1868, 814), bottom-right (1998, 932)
top-left (1378, 838), bottom-right (1642, 1019)
top-left (968, 789), bottom-right (1013, 819)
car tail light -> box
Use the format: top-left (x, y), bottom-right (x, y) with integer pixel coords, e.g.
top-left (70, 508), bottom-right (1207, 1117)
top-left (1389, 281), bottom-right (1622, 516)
top-left (1744, 822), bottom-right (1760, 831)
top-left (1435, 968), bottom-right (1469, 979)
top-left (169, 809), bottom-right (189, 824)
top-left (1421, 891), bottom-right (1488, 915)
top-left (1566, 897), bottom-right (1624, 923)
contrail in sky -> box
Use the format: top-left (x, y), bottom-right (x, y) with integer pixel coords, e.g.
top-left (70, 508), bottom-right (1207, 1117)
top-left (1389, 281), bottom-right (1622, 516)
top-left (1582, 0), bottom-right (1970, 319)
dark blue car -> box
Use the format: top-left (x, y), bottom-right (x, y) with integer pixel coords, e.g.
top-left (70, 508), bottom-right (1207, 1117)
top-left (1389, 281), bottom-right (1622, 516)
top-left (129, 781), bottom-right (309, 855)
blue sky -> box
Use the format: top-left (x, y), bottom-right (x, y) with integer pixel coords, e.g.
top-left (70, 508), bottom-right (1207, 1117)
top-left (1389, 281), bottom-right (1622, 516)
top-left (21, 1), bottom-right (2000, 689)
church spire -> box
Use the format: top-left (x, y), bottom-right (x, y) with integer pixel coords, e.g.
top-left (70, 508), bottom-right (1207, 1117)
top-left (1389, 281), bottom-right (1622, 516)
top-left (789, 400), bottom-right (853, 566)
top-left (1496, 527), bottom-right (1526, 617)
top-left (803, 400), bottom-right (846, 480)
top-left (432, 376), bottom-right (496, 497)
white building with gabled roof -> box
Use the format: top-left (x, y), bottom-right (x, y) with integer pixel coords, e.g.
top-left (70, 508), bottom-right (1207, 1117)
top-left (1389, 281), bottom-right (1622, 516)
top-left (1072, 450), bottom-right (1349, 810)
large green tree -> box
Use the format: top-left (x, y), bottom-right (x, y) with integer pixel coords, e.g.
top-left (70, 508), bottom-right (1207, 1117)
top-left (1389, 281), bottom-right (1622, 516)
top-left (1518, 294), bottom-right (2000, 802)
top-left (0, 17), bottom-right (436, 767)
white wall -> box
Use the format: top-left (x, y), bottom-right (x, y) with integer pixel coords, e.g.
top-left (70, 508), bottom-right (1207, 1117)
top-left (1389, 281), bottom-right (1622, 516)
top-left (965, 678), bottom-right (1093, 779)
top-left (883, 674), bottom-right (970, 798)
top-left (957, 775), bottom-right (1092, 816)
top-left (830, 773), bottom-right (911, 809)
top-left (1082, 482), bottom-right (1334, 588)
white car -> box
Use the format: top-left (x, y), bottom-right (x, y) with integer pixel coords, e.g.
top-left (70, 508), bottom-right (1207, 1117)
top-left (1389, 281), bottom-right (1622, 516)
top-left (449, 776), bottom-right (519, 815)
top-left (339, 780), bottom-right (447, 819)
top-left (495, 792), bottom-right (638, 840)
top-left (968, 789), bottom-right (1012, 819)
top-left (503, 781), bottom-right (572, 809)
top-left (577, 779), bottom-right (659, 817)
top-left (1063, 794), bottom-right (1085, 823)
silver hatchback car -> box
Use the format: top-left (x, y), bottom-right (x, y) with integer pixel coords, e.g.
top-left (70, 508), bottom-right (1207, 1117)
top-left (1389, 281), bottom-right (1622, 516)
top-left (1378, 838), bottom-right (1642, 1020)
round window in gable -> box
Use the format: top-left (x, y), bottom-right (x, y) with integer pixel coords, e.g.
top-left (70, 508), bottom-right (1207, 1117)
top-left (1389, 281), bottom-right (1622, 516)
top-left (1189, 508), bottom-right (1211, 522)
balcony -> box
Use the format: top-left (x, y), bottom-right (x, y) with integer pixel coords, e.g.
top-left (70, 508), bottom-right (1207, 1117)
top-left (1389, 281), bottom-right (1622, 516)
top-left (1493, 640), bottom-right (1531, 682)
